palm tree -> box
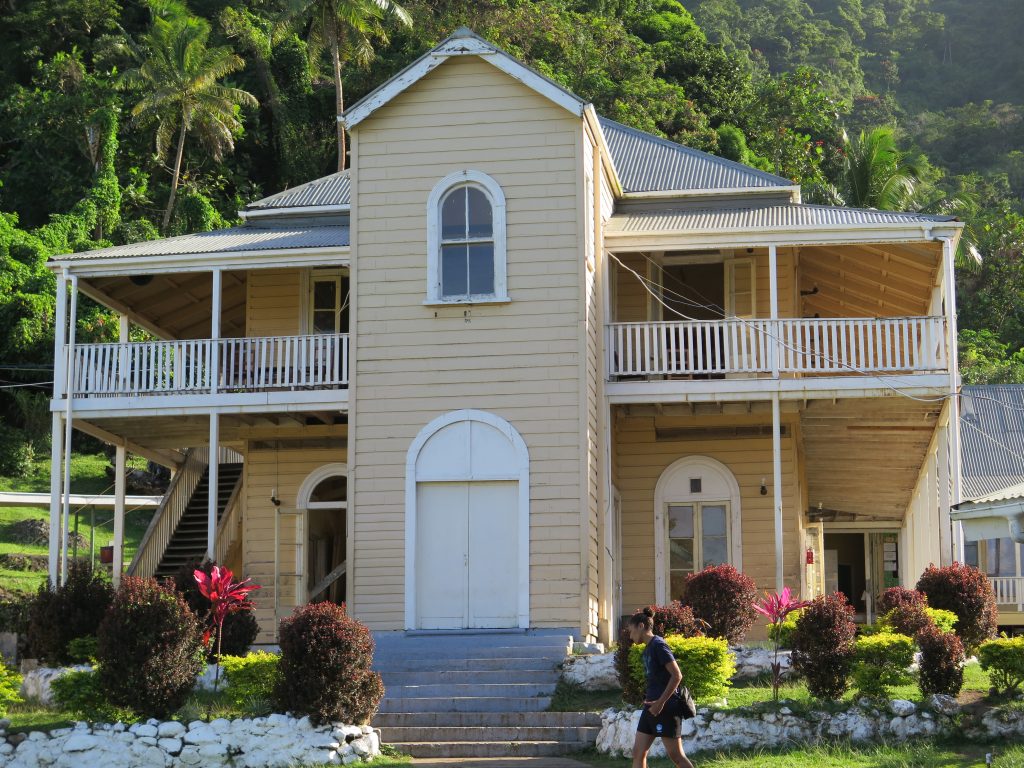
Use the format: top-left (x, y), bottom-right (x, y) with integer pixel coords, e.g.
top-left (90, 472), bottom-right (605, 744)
top-left (830, 127), bottom-right (927, 211)
top-left (120, 15), bottom-right (258, 233)
top-left (281, 0), bottom-right (411, 172)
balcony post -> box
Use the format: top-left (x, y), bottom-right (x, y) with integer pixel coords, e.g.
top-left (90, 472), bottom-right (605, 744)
top-left (48, 271), bottom-right (68, 588)
top-left (210, 268), bottom-right (222, 395)
top-left (772, 393), bottom-right (784, 593)
top-left (942, 237), bottom-right (963, 560)
top-left (768, 244), bottom-right (779, 378)
top-left (207, 414), bottom-right (219, 562)
top-left (113, 445), bottom-right (126, 587)
top-left (60, 274), bottom-right (78, 586)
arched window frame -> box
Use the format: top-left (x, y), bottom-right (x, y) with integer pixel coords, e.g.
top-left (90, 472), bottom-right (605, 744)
top-left (426, 170), bottom-right (508, 304)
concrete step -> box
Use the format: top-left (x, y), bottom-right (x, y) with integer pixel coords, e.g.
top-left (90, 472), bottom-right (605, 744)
top-left (378, 697), bottom-right (552, 713)
top-left (387, 740), bottom-right (592, 758)
top-left (384, 683), bottom-right (555, 699)
top-left (374, 656), bottom-right (560, 673)
top-left (379, 726), bottom-right (601, 743)
top-left (382, 670), bottom-right (558, 686)
top-left (373, 712), bottom-right (600, 728)
top-left (375, 645), bottom-right (568, 662)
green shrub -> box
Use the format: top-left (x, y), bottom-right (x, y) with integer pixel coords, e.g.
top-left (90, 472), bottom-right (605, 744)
top-left (26, 563), bottom-right (113, 664)
top-left (51, 670), bottom-right (134, 723)
top-left (917, 623), bottom-right (965, 697)
top-left (220, 651), bottom-right (279, 711)
top-left (766, 609), bottom-right (803, 649)
top-left (926, 608), bottom-right (958, 634)
top-left (628, 635), bottom-right (735, 702)
top-left (96, 577), bottom-right (205, 719)
top-left (878, 604), bottom-right (932, 637)
top-left (274, 602), bottom-right (383, 725)
top-left (979, 637), bottom-right (1024, 694)
top-left (0, 665), bottom-right (22, 717)
top-left (791, 593), bottom-right (857, 701)
top-left (67, 636), bottom-right (99, 664)
top-left (852, 632), bottom-right (915, 699)
top-left (614, 602), bottom-right (704, 706)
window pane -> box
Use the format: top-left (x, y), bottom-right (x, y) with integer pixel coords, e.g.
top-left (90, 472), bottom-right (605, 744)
top-left (703, 536), bottom-right (728, 567)
top-left (313, 280), bottom-right (336, 312)
top-left (702, 505), bottom-right (727, 536)
top-left (670, 538), bottom-right (694, 570)
top-left (668, 505), bottom-right (693, 538)
top-left (313, 310), bottom-right (335, 334)
top-left (669, 571), bottom-right (687, 602)
top-left (441, 188), bottom-right (466, 239)
top-left (964, 541), bottom-right (979, 568)
top-left (310, 475), bottom-right (346, 503)
top-left (468, 243), bottom-right (495, 295)
top-left (466, 187), bottom-right (492, 238)
top-left (441, 244), bottom-right (468, 297)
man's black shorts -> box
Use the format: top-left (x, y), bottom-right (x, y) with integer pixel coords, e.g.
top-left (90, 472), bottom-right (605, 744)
top-left (637, 704), bottom-right (682, 738)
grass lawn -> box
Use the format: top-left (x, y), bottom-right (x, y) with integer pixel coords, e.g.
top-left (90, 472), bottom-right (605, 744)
top-left (0, 453), bottom-right (153, 594)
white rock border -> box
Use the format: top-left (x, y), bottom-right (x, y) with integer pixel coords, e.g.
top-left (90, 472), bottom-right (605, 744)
top-left (0, 714), bottom-right (381, 767)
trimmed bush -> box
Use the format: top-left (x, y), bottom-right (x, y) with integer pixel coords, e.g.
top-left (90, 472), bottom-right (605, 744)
top-left (274, 602), bottom-right (383, 725)
top-left (791, 593), bottom-right (857, 701)
top-left (614, 603), bottom-right (704, 706)
top-left (879, 604), bottom-right (932, 637)
top-left (628, 635), bottom-right (735, 702)
top-left (96, 577), bottom-right (205, 719)
top-left (979, 636), bottom-right (1024, 694)
top-left (0, 665), bottom-right (21, 717)
top-left (852, 632), bottom-right (915, 700)
top-left (26, 563), bottom-right (113, 664)
top-left (766, 608), bottom-right (803, 649)
top-left (878, 586), bottom-right (927, 615)
top-left (51, 669), bottom-right (134, 723)
top-left (220, 651), bottom-right (279, 711)
top-left (614, 627), bottom-right (645, 706)
top-left (917, 623), bottom-right (965, 697)
top-left (684, 565), bottom-right (758, 644)
top-left (916, 563), bottom-right (998, 653)
top-left (926, 607), bottom-right (958, 635)
top-left (172, 559), bottom-right (259, 658)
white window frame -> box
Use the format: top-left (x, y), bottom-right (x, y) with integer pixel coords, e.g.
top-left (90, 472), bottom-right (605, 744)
top-left (426, 170), bottom-right (508, 305)
top-left (665, 501), bottom-right (732, 598)
top-left (305, 269), bottom-right (349, 335)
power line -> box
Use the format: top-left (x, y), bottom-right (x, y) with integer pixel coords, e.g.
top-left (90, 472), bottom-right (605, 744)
top-left (0, 380), bottom-right (53, 390)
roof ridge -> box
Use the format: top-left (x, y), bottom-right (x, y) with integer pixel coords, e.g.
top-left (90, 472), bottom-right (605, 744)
top-left (246, 171), bottom-right (350, 209)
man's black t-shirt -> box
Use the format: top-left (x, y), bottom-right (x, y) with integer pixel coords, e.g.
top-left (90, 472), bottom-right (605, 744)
top-left (642, 635), bottom-right (676, 701)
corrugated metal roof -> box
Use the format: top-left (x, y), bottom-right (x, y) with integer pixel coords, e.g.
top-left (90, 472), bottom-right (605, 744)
top-left (56, 225), bottom-right (349, 261)
top-left (961, 480), bottom-right (1024, 506)
top-left (607, 204), bottom-right (956, 235)
top-left (598, 117), bottom-right (794, 193)
top-left (246, 172), bottom-right (350, 210)
top-left (961, 385), bottom-right (1024, 500)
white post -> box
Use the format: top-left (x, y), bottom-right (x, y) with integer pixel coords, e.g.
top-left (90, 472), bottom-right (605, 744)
top-left (942, 237), bottom-right (964, 560)
top-left (864, 533), bottom-right (873, 623)
top-left (207, 413), bottom-right (219, 562)
top-left (48, 271), bottom-right (68, 588)
top-left (113, 445), bottom-right (126, 587)
top-left (768, 244), bottom-right (779, 378)
top-left (772, 393), bottom-right (784, 592)
top-left (61, 275), bottom-right (79, 585)
top-left (937, 419), bottom-right (953, 567)
top-left (210, 268), bottom-right (222, 395)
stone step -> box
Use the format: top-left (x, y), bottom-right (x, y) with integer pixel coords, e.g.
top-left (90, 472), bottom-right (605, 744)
top-left (380, 726), bottom-right (601, 743)
top-left (378, 696), bottom-right (552, 713)
top-left (384, 683), bottom-right (555, 699)
top-left (374, 656), bottom-right (559, 673)
top-left (374, 645), bottom-right (568, 661)
top-left (382, 669), bottom-right (558, 686)
top-left (373, 712), bottom-right (601, 728)
top-left (388, 740), bottom-right (593, 758)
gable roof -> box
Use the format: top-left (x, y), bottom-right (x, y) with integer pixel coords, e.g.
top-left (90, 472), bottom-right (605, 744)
top-left (343, 27), bottom-right (585, 130)
top-left (961, 385), bottom-right (1024, 500)
top-left (244, 172), bottom-right (350, 215)
top-left (598, 117), bottom-right (794, 195)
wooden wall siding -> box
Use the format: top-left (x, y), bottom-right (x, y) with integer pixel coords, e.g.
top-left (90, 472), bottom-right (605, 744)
top-left (247, 269), bottom-right (301, 337)
top-left (613, 409), bottom-right (802, 613)
top-left (583, 133), bottom-right (601, 640)
top-left (243, 445), bottom-right (346, 642)
top-left (350, 56), bottom-right (585, 630)
top-left (799, 243), bottom-right (940, 318)
top-left (614, 254), bottom-right (650, 322)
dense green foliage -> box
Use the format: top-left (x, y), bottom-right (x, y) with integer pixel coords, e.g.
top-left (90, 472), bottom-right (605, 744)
top-left (220, 651), bottom-right (280, 712)
top-left (627, 634), bottom-right (735, 702)
top-left (851, 631), bottom-right (915, 700)
top-left (979, 636), bottom-right (1024, 695)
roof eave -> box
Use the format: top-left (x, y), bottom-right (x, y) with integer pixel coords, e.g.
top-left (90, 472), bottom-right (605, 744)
top-left (240, 205), bottom-right (350, 220)
top-left (620, 186), bottom-right (802, 202)
top-left (49, 245), bottom-right (351, 276)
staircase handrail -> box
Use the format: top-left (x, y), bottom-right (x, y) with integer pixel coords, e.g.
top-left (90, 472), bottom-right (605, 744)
top-left (214, 469), bottom-right (245, 566)
top-left (128, 447), bottom-right (209, 578)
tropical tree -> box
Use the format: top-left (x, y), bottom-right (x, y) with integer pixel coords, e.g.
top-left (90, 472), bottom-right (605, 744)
top-left (820, 126), bottom-right (927, 210)
top-left (120, 15), bottom-right (257, 232)
top-left (281, 0), bottom-right (411, 172)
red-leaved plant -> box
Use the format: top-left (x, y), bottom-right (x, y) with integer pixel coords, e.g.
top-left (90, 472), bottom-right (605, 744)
top-left (753, 586), bottom-right (809, 701)
top-left (194, 566), bottom-right (260, 703)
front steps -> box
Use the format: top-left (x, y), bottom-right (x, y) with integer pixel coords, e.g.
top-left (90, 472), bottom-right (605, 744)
top-left (372, 632), bottom-right (602, 758)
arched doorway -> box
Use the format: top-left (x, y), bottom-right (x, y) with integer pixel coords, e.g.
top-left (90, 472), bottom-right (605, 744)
top-left (654, 456), bottom-right (742, 604)
top-left (297, 463), bottom-right (347, 604)
top-left (405, 410), bottom-right (530, 630)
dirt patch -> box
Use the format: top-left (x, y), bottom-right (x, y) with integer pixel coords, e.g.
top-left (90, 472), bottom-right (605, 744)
top-left (0, 553), bottom-right (47, 572)
top-left (5, 519), bottom-right (87, 550)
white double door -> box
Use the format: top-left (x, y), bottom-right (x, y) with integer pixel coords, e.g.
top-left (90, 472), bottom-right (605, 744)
top-left (416, 481), bottom-right (518, 629)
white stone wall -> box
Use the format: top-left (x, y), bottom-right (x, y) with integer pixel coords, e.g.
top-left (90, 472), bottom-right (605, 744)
top-left (0, 715), bottom-right (381, 767)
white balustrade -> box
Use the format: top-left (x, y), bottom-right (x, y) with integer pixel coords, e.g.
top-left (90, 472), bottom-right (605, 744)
top-left (990, 576), bottom-right (1024, 612)
top-left (67, 334), bottom-right (349, 398)
top-left (606, 317), bottom-right (946, 378)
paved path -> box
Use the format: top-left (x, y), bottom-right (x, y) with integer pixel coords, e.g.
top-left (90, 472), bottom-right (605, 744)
top-left (413, 760), bottom-right (594, 766)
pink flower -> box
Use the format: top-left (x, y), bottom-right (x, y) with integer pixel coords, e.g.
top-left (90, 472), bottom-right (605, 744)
top-left (753, 586), bottom-right (809, 624)
top-left (194, 565), bottom-right (260, 627)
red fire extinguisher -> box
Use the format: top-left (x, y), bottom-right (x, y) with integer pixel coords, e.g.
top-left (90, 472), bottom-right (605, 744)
top-left (805, 548), bottom-right (815, 565)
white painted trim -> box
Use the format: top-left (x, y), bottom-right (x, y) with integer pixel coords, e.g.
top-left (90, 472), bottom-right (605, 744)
top-left (49, 247), bottom-right (349, 276)
top-left (297, 462), bottom-right (348, 508)
top-left (604, 225), bottom-right (964, 251)
top-left (344, 37), bottom-right (582, 130)
top-left (207, 412), bottom-right (219, 561)
top-left (426, 170), bottom-right (508, 303)
top-left (584, 105), bottom-right (622, 198)
top-left (772, 393), bottom-right (784, 592)
top-left (622, 186), bottom-right (801, 201)
top-left (58, 388), bottom-right (349, 418)
top-left (654, 455), bottom-right (743, 603)
top-left (240, 205), bottom-right (349, 220)
top-left (404, 409), bottom-right (530, 630)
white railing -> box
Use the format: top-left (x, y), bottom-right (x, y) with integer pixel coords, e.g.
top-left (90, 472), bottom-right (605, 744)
top-left (606, 317), bottom-right (946, 378)
top-left (67, 333), bottom-right (349, 398)
top-left (214, 476), bottom-right (244, 566)
top-left (990, 576), bottom-right (1024, 612)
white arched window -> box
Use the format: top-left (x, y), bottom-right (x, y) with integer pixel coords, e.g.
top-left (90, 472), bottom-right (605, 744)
top-left (426, 171), bottom-right (507, 303)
